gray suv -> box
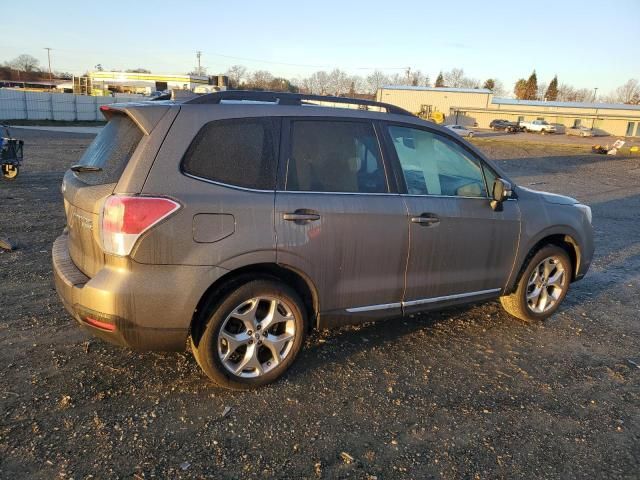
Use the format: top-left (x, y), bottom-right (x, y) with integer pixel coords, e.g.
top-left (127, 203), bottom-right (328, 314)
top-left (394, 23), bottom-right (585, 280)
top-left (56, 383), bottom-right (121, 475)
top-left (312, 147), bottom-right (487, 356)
top-left (52, 91), bottom-right (594, 389)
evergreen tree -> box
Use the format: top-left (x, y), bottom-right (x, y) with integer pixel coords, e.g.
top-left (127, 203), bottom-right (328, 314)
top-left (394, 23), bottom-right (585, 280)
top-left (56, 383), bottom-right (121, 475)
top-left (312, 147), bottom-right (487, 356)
top-left (435, 72), bottom-right (445, 87)
top-left (514, 79), bottom-right (527, 99)
top-left (524, 71), bottom-right (538, 100)
top-left (545, 75), bottom-right (559, 101)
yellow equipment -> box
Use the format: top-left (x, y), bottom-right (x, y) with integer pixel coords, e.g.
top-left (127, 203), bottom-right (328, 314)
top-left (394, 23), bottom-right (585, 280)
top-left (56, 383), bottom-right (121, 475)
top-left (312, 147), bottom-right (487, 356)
top-left (416, 105), bottom-right (445, 124)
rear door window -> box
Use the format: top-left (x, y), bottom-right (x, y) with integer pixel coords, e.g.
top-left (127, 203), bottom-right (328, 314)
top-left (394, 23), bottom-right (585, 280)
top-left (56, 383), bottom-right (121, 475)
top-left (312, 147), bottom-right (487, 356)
top-left (181, 117), bottom-right (279, 190)
top-left (285, 120), bottom-right (388, 193)
top-left (76, 114), bottom-right (143, 185)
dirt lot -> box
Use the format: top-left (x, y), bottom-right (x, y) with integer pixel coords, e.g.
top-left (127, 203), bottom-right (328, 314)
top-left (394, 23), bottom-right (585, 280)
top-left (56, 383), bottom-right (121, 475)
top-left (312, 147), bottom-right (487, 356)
top-left (1, 129), bottom-right (639, 479)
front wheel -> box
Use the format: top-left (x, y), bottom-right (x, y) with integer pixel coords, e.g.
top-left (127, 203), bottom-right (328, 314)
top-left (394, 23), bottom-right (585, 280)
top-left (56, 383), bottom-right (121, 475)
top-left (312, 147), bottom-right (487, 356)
top-left (500, 245), bottom-right (572, 322)
top-left (191, 279), bottom-right (307, 390)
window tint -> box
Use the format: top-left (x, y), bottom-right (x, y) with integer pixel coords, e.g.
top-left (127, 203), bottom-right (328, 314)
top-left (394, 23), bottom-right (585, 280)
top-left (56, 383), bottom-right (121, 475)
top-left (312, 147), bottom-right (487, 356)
top-left (387, 125), bottom-right (487, 197)
top-left (182, 118), bottom-right (278, 190)
top-left (286, 120), bottom-right (387, 193)
top-left (76, 114), bottom-right (143, 185)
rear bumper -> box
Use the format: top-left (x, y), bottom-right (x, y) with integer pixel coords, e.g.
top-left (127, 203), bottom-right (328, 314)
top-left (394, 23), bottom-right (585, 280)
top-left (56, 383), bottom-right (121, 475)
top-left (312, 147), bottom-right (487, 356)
top-left (52, 233), bottom-right (226, 351)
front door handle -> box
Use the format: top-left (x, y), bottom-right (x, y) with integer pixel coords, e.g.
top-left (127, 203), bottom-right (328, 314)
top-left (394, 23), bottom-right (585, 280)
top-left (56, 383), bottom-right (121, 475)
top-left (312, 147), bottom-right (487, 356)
top-left (411, 213), bottom-right (440, 226)
top-left (283, 210), bottom-right (321, 223)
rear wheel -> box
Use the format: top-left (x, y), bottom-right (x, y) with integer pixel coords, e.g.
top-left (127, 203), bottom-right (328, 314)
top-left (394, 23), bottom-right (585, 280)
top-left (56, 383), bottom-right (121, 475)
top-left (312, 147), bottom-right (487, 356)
top-left (191, 279), bottom-right (307, 390)
top-left (500, 245), bottom-right (572, 322)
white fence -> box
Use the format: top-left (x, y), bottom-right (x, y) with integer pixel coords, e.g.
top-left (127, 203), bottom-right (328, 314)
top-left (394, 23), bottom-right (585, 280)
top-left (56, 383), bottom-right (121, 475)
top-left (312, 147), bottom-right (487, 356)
top-left (0, 89), bottom-right (147, 121)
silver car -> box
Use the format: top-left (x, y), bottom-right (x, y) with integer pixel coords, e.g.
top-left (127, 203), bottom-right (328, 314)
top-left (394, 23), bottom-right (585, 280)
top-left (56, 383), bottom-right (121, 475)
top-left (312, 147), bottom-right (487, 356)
top-left (566, 126), bottom-right (595, 137)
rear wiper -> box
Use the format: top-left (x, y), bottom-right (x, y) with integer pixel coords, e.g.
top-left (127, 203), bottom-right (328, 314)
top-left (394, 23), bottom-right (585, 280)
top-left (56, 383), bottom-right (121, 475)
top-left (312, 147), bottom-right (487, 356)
top-left (70, 164), bottom-right (102, 173)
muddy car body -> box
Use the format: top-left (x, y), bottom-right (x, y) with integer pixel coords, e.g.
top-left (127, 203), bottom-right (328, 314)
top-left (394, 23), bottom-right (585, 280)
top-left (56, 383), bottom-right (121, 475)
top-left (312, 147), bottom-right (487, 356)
top-left (52, 91), bottom-right (594, 389)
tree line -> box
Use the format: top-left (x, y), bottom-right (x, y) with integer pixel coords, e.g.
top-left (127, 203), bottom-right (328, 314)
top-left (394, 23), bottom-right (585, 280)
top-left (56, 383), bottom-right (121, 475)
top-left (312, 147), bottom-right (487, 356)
top-left (2, 53), bottom-right (639, 105)
top-left (514, 70), bottom-right (639, 104)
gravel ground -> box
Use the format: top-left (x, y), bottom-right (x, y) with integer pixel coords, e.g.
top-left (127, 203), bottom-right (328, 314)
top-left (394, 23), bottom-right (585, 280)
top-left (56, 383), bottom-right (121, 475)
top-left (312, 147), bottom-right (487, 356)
top-left (0, 129), bottom-right (638, 479)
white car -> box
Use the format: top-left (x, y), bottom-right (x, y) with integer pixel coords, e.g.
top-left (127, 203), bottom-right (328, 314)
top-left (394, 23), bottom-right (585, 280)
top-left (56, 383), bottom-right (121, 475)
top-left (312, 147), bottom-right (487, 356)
top-left (520, 120), bottom-right (556, 134)
top-left (445, 124), bottom-right (475, 137)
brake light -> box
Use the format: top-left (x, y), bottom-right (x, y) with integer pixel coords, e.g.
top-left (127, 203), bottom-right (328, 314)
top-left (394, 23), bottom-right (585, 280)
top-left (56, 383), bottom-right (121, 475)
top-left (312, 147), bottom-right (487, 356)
top-left (101, 196), bottom-right (180, 256)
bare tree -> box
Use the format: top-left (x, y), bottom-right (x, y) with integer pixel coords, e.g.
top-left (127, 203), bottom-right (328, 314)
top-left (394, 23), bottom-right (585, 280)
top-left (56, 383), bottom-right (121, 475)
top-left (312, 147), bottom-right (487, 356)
top-left (366, 70), bottom-right (391, 94)
top-left (249, 70), bottom-right (274, 90)
top-left (537, 82), bottom-right (548, 100)
top-left (226, 65), bottom-right (247, 88)
top-left (557, 84), bottom-right (592, 102)
top-left (615, 79), bottom-right (640, 104)
top-left (408, 69), bottom-right (428, 87)
top-left (444, 68), bottom-right (465, 87)
top-left (327, 69), bottom-right (351, 95)
top-left (459, 77), bottom-right (481, 89)
top-left (490, 79), bottom-right (506, 96)
top-left (8, 54), bottom-right (40, 72)
top-left (304, 71), bottom-right (331, 95)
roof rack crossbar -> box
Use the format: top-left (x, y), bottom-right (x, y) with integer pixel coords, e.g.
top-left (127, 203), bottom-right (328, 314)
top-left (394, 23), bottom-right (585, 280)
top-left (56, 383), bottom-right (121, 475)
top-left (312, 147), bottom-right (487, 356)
top-left (184, 90), bottom-right (413, 116)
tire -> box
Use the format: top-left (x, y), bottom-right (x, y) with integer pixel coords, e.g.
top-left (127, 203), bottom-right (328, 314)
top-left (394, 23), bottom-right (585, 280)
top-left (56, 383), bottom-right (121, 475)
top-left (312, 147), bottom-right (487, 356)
top-left (190, 279), bottom-right (307, 390)
top-left (468, 132), bottom-right (474, 138)
top-left (540, 129), bottom-right (546, 135)
top-left (2, 164), bottom-right (19, 180)
top-left (500, 245), bottom-right (572, 322)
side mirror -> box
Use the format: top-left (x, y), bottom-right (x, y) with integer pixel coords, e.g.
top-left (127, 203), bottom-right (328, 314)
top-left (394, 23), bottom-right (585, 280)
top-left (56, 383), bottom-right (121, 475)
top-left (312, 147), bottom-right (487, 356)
top-left (491, 178), bottom-right (512, 211)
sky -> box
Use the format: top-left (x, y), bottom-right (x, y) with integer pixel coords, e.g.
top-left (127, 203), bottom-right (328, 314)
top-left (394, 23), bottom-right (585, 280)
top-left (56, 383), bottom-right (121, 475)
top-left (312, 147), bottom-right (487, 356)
top-left (2, 0), bottom-right (639, 96)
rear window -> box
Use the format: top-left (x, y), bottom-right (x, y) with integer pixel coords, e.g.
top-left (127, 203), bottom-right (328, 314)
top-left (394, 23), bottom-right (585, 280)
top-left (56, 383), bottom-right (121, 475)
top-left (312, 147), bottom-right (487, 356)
top-left (76, 114), bottom-right (143, 185)
top-left (181, 117), bottom-right (278, 190)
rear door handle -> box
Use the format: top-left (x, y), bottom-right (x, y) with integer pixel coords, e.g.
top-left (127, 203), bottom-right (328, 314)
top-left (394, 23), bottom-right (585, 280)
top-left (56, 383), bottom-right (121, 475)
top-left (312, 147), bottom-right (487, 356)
top-left (283, 210), bottom-right (321, 223)
top-left (411, 214), bottom-right (440, 226)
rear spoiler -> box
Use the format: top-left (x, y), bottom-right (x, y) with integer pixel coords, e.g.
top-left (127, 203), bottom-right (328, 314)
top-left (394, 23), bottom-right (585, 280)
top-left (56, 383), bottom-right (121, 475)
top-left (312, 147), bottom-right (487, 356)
top-left (99, 103), bottom-right (173, 135)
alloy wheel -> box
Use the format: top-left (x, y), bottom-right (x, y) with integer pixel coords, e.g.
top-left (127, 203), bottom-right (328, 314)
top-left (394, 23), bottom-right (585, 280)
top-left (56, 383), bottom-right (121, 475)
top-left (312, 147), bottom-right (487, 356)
top-left (526, 256), bottom-right (566, 313)
top-left (217, 296), bottom-right (296, 378)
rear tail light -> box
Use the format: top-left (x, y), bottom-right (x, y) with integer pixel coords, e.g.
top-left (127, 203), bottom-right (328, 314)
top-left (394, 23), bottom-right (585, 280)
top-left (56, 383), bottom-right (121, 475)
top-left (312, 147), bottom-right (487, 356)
top-left (101, 195), bottom-right (180, 256)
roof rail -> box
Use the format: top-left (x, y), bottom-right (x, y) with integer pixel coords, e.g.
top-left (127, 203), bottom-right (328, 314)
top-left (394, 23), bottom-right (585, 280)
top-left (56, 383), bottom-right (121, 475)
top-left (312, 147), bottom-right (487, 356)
top-left (183, 90), bottom-right (414, 116)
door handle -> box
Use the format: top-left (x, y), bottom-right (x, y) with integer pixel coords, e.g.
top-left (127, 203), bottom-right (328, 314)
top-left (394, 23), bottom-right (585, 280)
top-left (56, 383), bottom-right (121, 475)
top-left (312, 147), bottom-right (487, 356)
top-left (411, 214), bottom-right (440, 226)
top-left (283, 210), bottom-right (321, 223)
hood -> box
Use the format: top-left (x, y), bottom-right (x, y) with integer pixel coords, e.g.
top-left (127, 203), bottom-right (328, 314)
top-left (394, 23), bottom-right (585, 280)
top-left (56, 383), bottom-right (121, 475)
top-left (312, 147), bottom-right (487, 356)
top-left (517, 186), bottom-right (578, 205)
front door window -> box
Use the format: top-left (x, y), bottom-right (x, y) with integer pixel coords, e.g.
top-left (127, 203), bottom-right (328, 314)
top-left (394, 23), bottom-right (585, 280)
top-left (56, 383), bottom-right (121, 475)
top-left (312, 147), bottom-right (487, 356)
top-left (387, 125), bottom-right (488, 197)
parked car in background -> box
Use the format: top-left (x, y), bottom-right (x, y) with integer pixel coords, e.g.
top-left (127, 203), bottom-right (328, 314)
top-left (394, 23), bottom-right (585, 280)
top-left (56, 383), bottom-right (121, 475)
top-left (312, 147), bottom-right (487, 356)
top-left (52, 91), bottom-right (594, 390)
top-left (445, 124), bottom-right (475, 137)
top-left (566, 126), bottom-right (595, 137)
top-left (520, 120), bottom-right (556, 134)
top-left (490, 119), bottom-right (523, 133)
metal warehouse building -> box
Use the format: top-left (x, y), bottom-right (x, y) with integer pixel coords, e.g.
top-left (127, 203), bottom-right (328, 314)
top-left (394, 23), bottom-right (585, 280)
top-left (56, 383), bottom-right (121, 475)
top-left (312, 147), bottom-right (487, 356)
top-left (377, 86), bottom-right (640, 137)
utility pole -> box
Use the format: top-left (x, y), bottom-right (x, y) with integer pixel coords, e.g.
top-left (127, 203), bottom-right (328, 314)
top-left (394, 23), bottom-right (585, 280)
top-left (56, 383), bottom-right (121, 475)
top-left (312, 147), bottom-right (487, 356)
top-left (44, 47), bottom-right (53, 86)
top-left (405, 67), bottom-right (411, 85)
top-left (196, 51), bottom-right (202, 76)
top-left (593, 87), bottom-right (598, 102)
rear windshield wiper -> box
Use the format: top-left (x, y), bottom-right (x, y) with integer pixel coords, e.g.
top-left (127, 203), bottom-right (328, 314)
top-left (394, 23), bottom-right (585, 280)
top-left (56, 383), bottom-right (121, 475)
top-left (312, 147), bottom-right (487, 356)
top-left (70, 164), bottom-right (102, 173)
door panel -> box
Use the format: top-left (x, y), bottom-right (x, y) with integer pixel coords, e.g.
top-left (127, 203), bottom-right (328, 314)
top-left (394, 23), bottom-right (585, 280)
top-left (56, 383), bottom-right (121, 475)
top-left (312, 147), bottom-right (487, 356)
top-left (402, 196), bottom-right (520, 307)
top-left (276, 193), bottom-right (408, 316)
top-left (275, 118), bottom-right (408, 323)
top-left (383, 123), bottom-right (521, 310)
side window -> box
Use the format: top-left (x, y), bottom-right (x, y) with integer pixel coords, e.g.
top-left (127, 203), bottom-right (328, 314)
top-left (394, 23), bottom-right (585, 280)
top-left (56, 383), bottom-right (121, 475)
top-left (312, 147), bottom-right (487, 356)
top-left (387, 125), bottom-right (488, 197)
top-left (181, 117), bottom-right (278, 190)
top-left (285, 120), bottom-right (388, 193)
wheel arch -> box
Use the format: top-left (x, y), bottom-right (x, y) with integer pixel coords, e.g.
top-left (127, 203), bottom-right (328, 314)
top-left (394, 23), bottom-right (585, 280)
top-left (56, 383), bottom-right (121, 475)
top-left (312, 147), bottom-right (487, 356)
top-left (506, 232), bottom-right (581, 294)
top-left (190, 263), bottom-right (319, 345)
